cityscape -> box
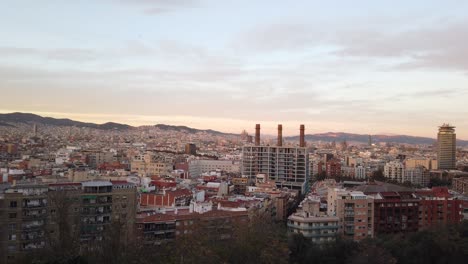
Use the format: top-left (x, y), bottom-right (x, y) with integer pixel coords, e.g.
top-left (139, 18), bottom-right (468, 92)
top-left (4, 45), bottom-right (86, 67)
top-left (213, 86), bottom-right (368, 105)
top-left (1, 1), bottom-right (468, 264)
top-left (0, 114), bottom-right (467, 263)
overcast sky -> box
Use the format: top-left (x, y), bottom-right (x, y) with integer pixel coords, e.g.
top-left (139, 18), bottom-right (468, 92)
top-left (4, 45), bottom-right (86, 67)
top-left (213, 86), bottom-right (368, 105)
top-left (1, 0), bottom-right (467, 138)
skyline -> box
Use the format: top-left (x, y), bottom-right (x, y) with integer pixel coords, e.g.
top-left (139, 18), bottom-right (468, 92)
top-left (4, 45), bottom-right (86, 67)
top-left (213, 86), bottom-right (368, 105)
top-left (1, 1), bottom-right (468, 137)
top-left (0, 111), bottom-right (465, 142)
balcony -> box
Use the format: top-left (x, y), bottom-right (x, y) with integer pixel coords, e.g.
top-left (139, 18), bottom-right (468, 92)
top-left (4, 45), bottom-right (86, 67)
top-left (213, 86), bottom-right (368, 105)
top-left (288, 223), bottom-right (339, 231)
top-left (23, 199), bottom-right (47, 208)
top-left (22, 221), bottom-right (45, 230)
top-left (22, 210), bottom-right (48, 219)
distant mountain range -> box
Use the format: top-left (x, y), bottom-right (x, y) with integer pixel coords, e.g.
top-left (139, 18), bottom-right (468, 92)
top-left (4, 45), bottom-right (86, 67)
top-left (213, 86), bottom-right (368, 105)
top-left (0, 112), bottom-right (466, 146)
top-left (0, 112), bottom-right (133, 130)
top-left (286, 132), bottom-right (468, 147)
top-left (0, 112), bottom-right (232, 135)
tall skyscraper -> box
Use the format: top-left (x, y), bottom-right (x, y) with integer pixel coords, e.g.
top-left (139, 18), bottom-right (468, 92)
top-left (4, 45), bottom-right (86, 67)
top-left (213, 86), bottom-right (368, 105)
top-left (437, 124), bottom-right (456, 170)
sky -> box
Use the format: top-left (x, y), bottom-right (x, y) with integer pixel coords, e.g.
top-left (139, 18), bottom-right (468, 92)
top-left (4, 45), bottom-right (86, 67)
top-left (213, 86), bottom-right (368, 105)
top-left (1, 0), bottom-right (468, 138)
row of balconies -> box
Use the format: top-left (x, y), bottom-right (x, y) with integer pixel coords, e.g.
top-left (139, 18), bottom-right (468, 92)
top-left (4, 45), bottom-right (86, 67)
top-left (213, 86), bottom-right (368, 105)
top-left (22, 241), bottom-right (45, 250)
top-left (288, 223), bottom-right (339, 231)
top-left (23, 199), bottom-right (47, 208)
top-left (21, 231), bottom-right (45, 241)
top-left (22, 220), bottom-right (45, 230)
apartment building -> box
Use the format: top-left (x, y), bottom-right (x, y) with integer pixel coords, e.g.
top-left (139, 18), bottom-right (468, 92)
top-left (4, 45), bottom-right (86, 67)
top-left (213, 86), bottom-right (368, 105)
top-left (131, 153), bottom-right (172, 177)
top-left (384, 161), bottom-right (429, 186)
top-left (135, 206), bottom-right (249, 245)
top-left (371, 192), bottom-right (420, 235)
top-left (384, 161), bottom-right (405, 182)
top-left (189, 159), bottom-right (240, 178)
top-left (288, 198), bottom-right (339, 243)
top-left (0, 181), bottom-right (137, 263)
top-left (416, 187), bottom-right (464, 229)
top-left (328, 188), bottom-right (374, 241)
top-left (0, 185), bottom-right (49, 264)
top-left (452, 177), bottom-right (468, 195)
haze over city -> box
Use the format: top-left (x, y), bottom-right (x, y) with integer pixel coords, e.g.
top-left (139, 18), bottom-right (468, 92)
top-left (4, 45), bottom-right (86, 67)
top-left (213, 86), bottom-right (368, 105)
top-left (0, 0), bottom-right (467, 137)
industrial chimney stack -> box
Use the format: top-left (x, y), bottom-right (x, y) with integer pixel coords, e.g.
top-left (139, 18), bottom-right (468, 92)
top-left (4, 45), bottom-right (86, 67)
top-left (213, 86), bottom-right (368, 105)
top-left (300, 124), bottom-right (305, 147)
top-left (277, 124), bottom-right (283, 146)
top-left (255, 124), bottom-right (261, 146)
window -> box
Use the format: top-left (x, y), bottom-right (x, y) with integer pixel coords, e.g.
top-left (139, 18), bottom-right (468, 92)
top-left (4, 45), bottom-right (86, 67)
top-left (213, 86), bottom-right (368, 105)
top-left (8, 246), bottom-right (16, 252)
top-left (9, 224), bottom-right (16, 230)
top-left (9, 213), bottom-right (17, 219)
top-left (8, 234), bottom-right (16, 241)
top-left (10, 201), bottom-right (17, 208)
top-left (50, 209), bottom-right (56, 215)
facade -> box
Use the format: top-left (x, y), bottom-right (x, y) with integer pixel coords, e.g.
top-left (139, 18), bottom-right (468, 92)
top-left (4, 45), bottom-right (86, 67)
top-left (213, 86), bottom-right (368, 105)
top-left (326, 159), bottom-right (341, 179)
top-left (384, 161), bottom-right (404, 182)
top-left (405, 158), bottom-right (436, 170)
top-left (385, 162), bottom-right (429, 186)
top-left (355, 166), bottom-right (366, 180)
top-left (189, 159), bottom-right (240, 178)
top-left (328, 189), bottom-right (374, 241)
top-left (131, 153), bottom-right (172, 177)
top-left (403, 166), bottom-right (430, 187)
top-left (185, 144), bottom-right (197, 155)
top-left (416, 188), bottom-right (463, 229)
top-left (0, 181), bottom-right (137, 263)
top-left (241, 146), bottom-right (308, 194)
top-left (371, 192), bottom-right (420, 235)
top-left (84, 151), bottom-right (115, 169)
top-left (437, 124), bottom-right (456, 170)
top-left (288, 198), bottom-right (339, 243)
top-left (231, 177), bottom-right (248, 195)
top-left (136, 208), bottom-right (249, 245)
top-left (140, 189), bottom-right (192, 208)
top-left (0, 185), bottom-right (49, 264)
top-left (452, 177), bottom-right (468, 195)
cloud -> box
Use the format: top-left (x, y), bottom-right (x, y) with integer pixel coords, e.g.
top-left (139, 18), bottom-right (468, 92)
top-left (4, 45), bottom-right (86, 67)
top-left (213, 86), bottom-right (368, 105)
top-left (234, 23), bottom-right (323, 52)
top-left (0, 46), bottom-right (99, 62)
top-left (333, 22), bottom-right (468, 72)
top-left (235, 19), bottom-right (468, 72)
top-left (114, 0), bottom-right (198, 14)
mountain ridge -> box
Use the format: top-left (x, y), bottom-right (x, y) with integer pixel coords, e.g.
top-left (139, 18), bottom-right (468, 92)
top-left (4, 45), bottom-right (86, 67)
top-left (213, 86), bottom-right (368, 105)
top-left (285, 132), bottom-right (468, 146)
top-left (0, 112), bottom-right (466, 145)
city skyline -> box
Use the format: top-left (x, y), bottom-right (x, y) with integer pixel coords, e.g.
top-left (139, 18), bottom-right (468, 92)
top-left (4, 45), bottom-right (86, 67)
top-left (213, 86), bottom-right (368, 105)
top-left (1, 1), bottom-right (468, 137)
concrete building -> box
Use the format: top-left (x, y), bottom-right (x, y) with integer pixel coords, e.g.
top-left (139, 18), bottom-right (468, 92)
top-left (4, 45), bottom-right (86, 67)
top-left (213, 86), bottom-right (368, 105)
top-left (0, 185), bottom-right (49, 263)
top-left (287, 197), bottom-right (339, 243)
top-left (131, 153), bottom-right (172, 177)
top-left (385, 162), bottom-right (429, 186)
top-left (405, 158), bottom-right (436, 170)
top-left (326, 159), bottom-right (341, 179)
top-left (452, 177), bottom-right (468, 195)
top-left (328, 188), bottom-right (374, 241)
top-left (242, 124), bottom-right (308, 194)
top-left (384, 161), bottom-right (405, 182)
top-left (416, 187), bottom-right (464, 229)
top-left (188, 159), bottom-right (240, 178)
top-left (83, 150), bottom-right (115, 169)
top-left (354, 165), bottom-right (367, 180)
top-left (437, 124), bottom-right (456, 170)
top-left (0, 181), bottom-right (137, 263)
top-left (403, 166), bottom-right (430, 187)
top-left (242, 146), bottom-right (308, 194)
top-left (371, 192), bottom-right (420, 235)
top-left (185, 143), bottom-right (197, 155)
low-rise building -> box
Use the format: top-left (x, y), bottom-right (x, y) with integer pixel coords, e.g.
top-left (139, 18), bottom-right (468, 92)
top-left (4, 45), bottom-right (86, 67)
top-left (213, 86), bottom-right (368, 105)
top-left (288, 197), bottom-right (339, 243)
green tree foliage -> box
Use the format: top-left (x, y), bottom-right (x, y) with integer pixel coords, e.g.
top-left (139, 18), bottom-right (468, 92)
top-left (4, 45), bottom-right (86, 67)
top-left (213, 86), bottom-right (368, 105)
top-left (25, 215), bottom-right (468, 264)
top-left (288, 221), bottom-right (468, 264)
